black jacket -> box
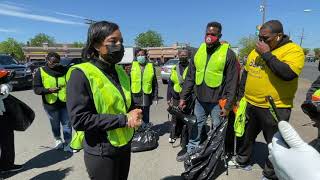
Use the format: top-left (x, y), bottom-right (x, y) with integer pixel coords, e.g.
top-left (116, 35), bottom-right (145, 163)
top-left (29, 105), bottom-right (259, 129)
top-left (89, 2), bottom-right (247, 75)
top-left (131, 62), bottom-right (158, 107)
top-left (66, 59), bottom-right (131, 156)
top-left (180, 43), bottom-right (239, 110)
top-left (301, 75), bottom-right (320, 120)
top-left (237, 35), bottom-right (298, 100)
top-left (33, 64), bottom-right (68, 110)
top-left (167, 62), bottom-right (189, 101)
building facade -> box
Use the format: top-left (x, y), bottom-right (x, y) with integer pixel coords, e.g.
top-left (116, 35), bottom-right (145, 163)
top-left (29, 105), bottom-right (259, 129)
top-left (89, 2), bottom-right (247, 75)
top-left (23, 42), bottom-right (238, 63)
top-left (23, 43), bottom-right (82, 61)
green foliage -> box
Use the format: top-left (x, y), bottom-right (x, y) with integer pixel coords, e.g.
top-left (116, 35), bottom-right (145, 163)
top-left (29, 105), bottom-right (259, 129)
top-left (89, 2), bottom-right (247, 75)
top-left (303, 48), bottom-right (310, 55)
top-left (134, 30), bottom-right (164, 48)
top-left (314, 48), bottom-right (320, 59)
top-left (30, 33), bottom-right (55, 47)
top-left (71, 41), bottom-right (85, 48)
top-left (238, 35), bottom-right (257, 59)
top-left (0, 38), bottom-right (25, 61)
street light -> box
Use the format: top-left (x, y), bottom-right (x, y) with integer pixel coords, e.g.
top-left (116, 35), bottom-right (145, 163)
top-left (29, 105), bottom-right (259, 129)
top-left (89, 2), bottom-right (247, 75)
top-left (260, 0), bottom-right (266, 24)
top-left (299, 9), bottom-right (313, 46)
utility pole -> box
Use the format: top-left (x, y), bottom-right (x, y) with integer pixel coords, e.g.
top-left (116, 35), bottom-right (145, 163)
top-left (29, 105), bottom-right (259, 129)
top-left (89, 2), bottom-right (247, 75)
top-left (260, 0), bottom-right (266, 24)
top-left (299, 28), bottom-right (305, 47)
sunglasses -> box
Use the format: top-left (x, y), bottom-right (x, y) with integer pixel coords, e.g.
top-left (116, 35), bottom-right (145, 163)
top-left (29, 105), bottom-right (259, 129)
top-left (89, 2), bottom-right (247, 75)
top-left (258, 34), bottom-right (277, 42)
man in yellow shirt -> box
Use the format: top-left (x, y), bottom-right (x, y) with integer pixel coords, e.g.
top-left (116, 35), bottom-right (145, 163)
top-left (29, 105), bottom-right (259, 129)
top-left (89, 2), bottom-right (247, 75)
top-left (233, 20), bottom-right (305, 180)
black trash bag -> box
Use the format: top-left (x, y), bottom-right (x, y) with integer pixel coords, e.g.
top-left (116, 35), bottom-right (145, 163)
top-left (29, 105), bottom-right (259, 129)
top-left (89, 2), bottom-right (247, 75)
top-left (301, 101), bottom-right (320, 122)
top-left (224, 111), bottom-right (244, 156)
top-left (182, 120), bottom-right (228, 180)
top-left (167, 106), bottom-right (197, 125)
top-left (131, 123), bottom-right (159, 153)
top-left (3, 94), bottom-right (35, 131)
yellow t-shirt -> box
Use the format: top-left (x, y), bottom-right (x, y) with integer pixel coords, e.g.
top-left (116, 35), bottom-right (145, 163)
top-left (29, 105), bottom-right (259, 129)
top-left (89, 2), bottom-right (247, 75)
top-left (244, 42), bottom-right (305, 108)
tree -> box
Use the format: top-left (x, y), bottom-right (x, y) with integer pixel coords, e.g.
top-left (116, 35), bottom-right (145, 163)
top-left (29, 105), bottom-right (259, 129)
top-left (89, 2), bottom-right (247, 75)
top-left (238, 35), bottom-right (257, 59)
top-left (0, 38), bottom-right (25, 61)
top-left (71, 41), bottom-right (85, 48)
top-left (134, 30), bottom-right (164, 48)
top-left (303, 48), bottom-right (310, 55)
top-left (30, 33), bottom-right (55, 47)
top-left (314, 48), bottom-right (320, 59)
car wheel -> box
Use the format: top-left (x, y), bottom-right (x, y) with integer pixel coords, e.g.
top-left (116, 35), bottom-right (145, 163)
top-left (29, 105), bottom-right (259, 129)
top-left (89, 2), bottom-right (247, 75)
top-left (162, 79), bottom-right (168, 84)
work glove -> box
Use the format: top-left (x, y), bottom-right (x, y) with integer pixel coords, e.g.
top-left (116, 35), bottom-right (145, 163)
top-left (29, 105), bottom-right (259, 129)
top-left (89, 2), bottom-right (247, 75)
top-left (268, 121), bottom-right (320, 180)
top-left (0, 84), bottom-right (12, 115)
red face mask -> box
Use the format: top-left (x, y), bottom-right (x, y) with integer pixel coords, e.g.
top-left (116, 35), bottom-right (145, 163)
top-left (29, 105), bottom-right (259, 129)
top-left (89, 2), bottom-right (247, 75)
top-left (205, 35), bottom-right (219, 45)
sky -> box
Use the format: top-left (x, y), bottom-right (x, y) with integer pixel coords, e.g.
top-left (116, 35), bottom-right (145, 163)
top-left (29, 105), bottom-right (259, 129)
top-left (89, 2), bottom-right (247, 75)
top-left (0, 0), bottom-right (319, 48)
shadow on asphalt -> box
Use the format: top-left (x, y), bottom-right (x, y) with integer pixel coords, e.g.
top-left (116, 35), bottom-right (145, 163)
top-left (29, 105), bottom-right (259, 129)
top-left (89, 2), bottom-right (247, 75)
top-left (12, 86), bottom-right (32, 92)
top-left (29, 167), bottom-right (73, 180)
top-left (157, 96), bottom-right (164, 100)
top-left (151, 121), bottom-right (171, 136)
top-left (1, 148), bottom-right (73, 179)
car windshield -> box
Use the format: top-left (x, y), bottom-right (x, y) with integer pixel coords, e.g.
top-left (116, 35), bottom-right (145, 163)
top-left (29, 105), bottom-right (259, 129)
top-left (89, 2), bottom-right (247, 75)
top-left (60, 58), bottom-right (71, 66)
top-left (165, 59), bottom-right (179, 65)
top-left (0, 55), bottom-right (18, 65)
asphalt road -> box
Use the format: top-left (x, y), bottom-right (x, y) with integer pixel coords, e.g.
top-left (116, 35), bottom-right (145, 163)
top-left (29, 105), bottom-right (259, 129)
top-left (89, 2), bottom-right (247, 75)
top-left (1, 75), bottom-right (318, 180)
top-left (300, 61), bottom-right (319, 82)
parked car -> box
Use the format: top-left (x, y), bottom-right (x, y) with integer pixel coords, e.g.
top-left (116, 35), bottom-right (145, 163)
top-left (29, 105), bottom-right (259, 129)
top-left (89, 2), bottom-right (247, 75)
top-left (60, 58), bottom-right (83, 68)
top-left (25, 60), bottom-right (46, 74)
top-left (160, 59), bottom-right (179, 84)
top-left (0, 54), bottom-right (32, 89)
top-left (306, 57), bottom-right (316, 62)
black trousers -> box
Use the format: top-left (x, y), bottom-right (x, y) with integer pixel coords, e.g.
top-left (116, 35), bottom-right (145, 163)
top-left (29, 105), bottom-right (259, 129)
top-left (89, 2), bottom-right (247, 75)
top-left (170, 99), bottom-right (185, 139)
top-left (236, 103), bottom-right (291, 180)
top-left (0, 115), bottom-right (15, 170)
top-left (84, 151), bottom-right (131, 180)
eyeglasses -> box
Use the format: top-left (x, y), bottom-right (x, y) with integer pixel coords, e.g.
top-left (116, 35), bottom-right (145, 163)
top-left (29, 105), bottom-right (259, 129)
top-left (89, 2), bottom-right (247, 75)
top-left (258, 34), bottom-right (277, 42)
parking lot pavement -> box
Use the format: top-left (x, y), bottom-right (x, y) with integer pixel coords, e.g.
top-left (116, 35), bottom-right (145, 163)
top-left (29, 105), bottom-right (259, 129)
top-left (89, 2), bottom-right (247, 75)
top-left (2, 77), bottom-right (318, 180)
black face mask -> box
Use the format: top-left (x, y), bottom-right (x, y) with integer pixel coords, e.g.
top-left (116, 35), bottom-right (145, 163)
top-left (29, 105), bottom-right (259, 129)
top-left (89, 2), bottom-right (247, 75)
top-left (101, 44), bottom-right (125, 64)
top-left (179, 58), bottom-right (189, 66)
top-left (53, 64), bottom-right (62, 68)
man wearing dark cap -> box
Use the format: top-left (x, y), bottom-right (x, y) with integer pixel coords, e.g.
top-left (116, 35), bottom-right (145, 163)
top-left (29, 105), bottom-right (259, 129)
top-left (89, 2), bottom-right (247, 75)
top-left (177, 22), bottom-right (239, 161)
top-left (232, 20), bottom-right (305, 179)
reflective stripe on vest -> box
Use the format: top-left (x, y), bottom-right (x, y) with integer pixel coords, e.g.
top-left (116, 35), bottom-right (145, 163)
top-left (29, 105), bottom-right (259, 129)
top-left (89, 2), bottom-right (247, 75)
top-left (40, 67), bottom-right (67, 104)
top-left (194, 43), bottom-right (229, 88)
top-left (67, 62), bottom-right (133, 148)
top-left (312, 89), bottom-right (320, 102)
top-left (314, 89), bottom-right (320, 97)
top-left (170, 65), bottom-right (189, 93)
top-left (130, 61), bottom-right (154, 94)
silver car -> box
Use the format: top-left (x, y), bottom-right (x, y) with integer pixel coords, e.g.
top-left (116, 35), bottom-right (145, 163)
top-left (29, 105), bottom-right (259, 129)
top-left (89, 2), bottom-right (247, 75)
top-left (160, 59), bottom-right (179, 84)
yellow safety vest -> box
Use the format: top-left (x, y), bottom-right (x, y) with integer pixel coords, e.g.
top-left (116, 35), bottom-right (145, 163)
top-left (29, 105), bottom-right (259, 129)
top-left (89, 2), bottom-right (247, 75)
top-left (131, 61), bottom-right (154, 94)
top-left (194, 43), bottom-right (229, 88)
top-left (40, 67), bottom-right (67, 104)
top-left (67, 62), bottom-right (133, 149)
top-left (170, 65), bottom-right (189, 93)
